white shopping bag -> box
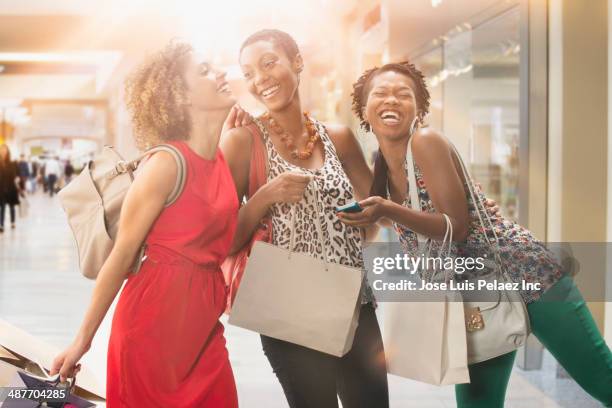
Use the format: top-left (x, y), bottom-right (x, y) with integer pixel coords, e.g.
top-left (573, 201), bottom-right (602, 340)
top-left (229, 240), bottom-right (363, 357)
top-left (384, 137), bottom-right (469, 385)
top-left (229, 183), bottom-right (364, 357)
top-left (382, 291), bottom-right (470, 385)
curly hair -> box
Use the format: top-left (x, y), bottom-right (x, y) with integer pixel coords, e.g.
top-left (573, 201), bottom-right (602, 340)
top-left (124, 41), bottom-right (193, 149)
top-left (240, 29), bottom-right (300, 61)
top-left (351, 61), bottom-right (430, 132)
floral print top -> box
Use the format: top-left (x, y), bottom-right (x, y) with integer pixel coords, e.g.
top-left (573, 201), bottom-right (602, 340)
top-left (393, 160), bottom-right (564, 304)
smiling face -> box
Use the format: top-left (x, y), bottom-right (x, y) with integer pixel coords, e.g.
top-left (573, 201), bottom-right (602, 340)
top-left (239, 40), bottom-right (303, 112)
top-left (363, 70), bottom-right (419, 141)
top-left (183, 53), bottom-right (236, 112)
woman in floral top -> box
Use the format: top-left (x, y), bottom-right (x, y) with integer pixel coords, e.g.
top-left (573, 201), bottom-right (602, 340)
top-left (338, 61), bottom-right (612, 407)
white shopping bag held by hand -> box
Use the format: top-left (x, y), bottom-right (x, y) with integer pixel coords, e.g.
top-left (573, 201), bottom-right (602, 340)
top-left (229, 179), bottom-right (364, 357)
top-left (382, 135), bottom-right (470, 385)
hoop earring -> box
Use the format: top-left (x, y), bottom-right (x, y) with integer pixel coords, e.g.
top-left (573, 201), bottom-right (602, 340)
top-left (409, 116), bottom-right (419, 136)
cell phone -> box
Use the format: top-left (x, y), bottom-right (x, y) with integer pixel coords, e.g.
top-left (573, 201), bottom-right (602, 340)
top-left (336, 202), bottom-right (363, 213)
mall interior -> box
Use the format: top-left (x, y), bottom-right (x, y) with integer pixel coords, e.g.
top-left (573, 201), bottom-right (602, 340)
top-left (0, 0), bottom-right (610, 406)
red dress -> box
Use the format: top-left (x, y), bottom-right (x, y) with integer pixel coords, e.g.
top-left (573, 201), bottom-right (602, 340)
top-left (106, 141), bottom-right (239, 407)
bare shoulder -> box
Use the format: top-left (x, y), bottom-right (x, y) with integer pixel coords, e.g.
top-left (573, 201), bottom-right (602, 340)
top-left (220, 126), bottom-right (254, 163)
top-left (142, 150), bottom-right (178, 176)
top-left (324, 123), bottom-right (356, 144)
top-left (135, 150), bottom-right (178, 198)
top-left (411, 128), bottom-right (451, 158)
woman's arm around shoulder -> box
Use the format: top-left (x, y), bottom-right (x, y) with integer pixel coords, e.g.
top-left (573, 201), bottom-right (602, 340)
top-left (220, 126), bottom-right (254, 201)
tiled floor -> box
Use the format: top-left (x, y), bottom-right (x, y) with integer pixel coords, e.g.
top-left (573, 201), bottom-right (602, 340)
top-left (0, 192), bottom-right (592, 407)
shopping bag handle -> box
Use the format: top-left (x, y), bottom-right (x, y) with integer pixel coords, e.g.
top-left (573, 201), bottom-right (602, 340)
top-left (287, 177), bottom-right (329, 271)
top-left (407, 137), bottom-right (456, 283)
top-left (24, 359), bottom-right (78, 393)
top-left (428, 213), bottom-right (454, 283)
top-left (449, 142), bottom-right (509, 282)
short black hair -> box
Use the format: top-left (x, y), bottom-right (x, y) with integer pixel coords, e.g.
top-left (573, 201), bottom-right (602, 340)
top-left (240, 29), bottom-right (300, 61)
top-left (351, 61), bottom-right (430, 132)
top-left (351, 61), bottom-right (431, 199)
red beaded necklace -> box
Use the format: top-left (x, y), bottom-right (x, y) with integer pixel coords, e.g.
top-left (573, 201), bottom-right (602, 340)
top-left (262, 111), bottom-right (320, 160)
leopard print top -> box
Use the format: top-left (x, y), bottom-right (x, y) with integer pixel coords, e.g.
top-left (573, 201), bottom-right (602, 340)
top-left (256, 117), bottom-right (374, 304)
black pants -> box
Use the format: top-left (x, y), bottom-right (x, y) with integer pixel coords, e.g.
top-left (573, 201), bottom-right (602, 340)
top-left (0, 201), bottom-right (15, 228)
top-left (261, 304), bottom-right (389, 408)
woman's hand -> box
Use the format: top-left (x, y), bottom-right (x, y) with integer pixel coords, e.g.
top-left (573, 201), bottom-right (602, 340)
top-left (50, 340), bottom-right (89, 382)
top-left (263, 172), bottom-right (312, 205)
top-left (336, 196), bottom-right (391, 227)
top-left (474, 182), bottom-right (501, 217)
top-left (222, 104), bottom-right (253, 133)
top-left (484, 198), bottom-right (501, 217)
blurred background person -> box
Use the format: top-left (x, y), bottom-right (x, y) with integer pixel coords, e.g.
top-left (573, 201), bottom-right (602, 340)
top-left (29, 159), bottom-right (38, 193)
top-left (39, 159), bottom-right (47, 193)
top-left (64, 160), bottom-right (75, 185)
top-left (45, 155), bottom-right (62, 197)
top-left (17, 154), bottom-right (30, 192)
top-left (0, 144), bottom-right (21, 232)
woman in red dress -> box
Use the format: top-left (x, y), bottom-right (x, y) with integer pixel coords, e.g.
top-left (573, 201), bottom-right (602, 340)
top-left (51, 42), bottom-right (250, 407)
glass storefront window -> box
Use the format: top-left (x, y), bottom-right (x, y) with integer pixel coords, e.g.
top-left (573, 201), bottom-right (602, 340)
top-left (413, 46), bottom-right (444, 132)
top-left (469, 7), bottom-right (520, 221)
top-left (413, 6), bottom-right (521, 221)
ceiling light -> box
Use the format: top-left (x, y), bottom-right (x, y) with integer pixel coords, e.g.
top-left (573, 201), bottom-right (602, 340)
top-left (0, 99), bottom-right (23, 108)
top-left (431, 0), bottom-right (443, 7)
top-left (0, 52), bottom-right (116, 63)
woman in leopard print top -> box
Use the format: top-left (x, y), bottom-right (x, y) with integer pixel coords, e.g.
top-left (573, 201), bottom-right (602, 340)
top-left (221, 29), bottom-right (388, 408)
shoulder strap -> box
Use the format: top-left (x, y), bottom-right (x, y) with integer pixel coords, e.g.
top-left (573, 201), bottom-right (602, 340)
top-left (406, 136), bottom-right (427, 243)
top-left (246, 123), bottom-right (268, 198)
top-left (407, 137), bottom-right (457, 281)
top-left (449, 142), bottom-right (511, 281)
top-left (449, 143), bottom-right (499, 244)
top-left (132, 144), bottom-right (187, 207)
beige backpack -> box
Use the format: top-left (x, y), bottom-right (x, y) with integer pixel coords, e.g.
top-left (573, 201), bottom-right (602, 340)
top-left (58, 144), bottom-right (186, 279)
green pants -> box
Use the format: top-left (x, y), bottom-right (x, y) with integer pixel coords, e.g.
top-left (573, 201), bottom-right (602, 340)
top-left (456, 275), bottom-right (612, 407)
